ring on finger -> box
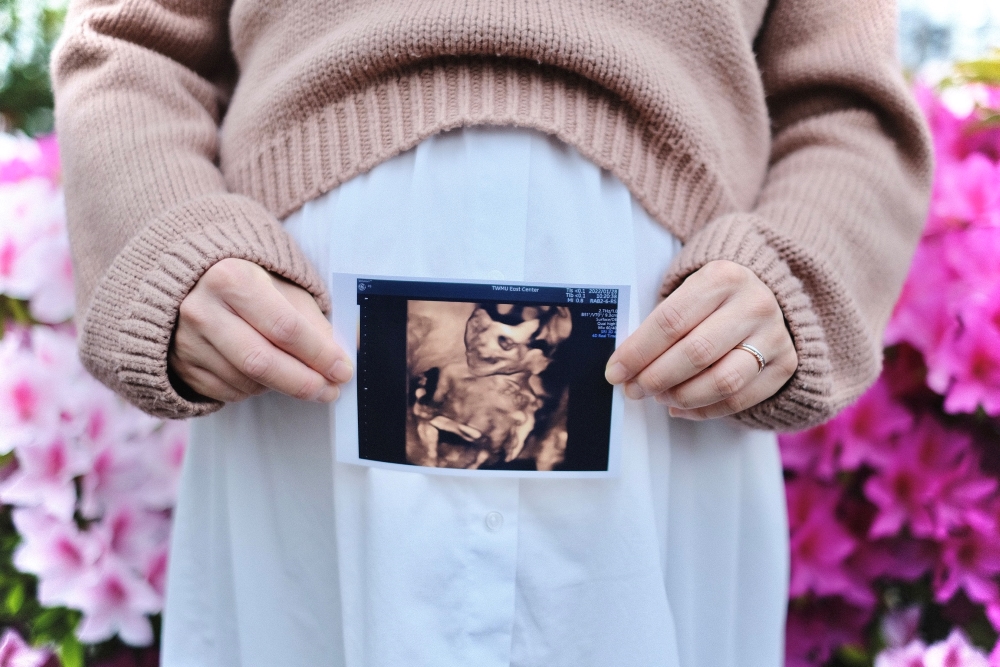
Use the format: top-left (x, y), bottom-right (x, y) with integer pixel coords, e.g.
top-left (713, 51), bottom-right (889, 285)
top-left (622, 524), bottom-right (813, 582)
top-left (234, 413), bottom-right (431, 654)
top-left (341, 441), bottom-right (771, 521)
top-left (736, 343), bottom-right (766, 374)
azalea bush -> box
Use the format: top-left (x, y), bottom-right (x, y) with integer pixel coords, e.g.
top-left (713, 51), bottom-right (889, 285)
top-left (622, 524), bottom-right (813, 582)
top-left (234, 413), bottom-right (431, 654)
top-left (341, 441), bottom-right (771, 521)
top-left (0, 136), bottom-right (186, 665)
top-left (781, 56), bottom-right (1000, 667)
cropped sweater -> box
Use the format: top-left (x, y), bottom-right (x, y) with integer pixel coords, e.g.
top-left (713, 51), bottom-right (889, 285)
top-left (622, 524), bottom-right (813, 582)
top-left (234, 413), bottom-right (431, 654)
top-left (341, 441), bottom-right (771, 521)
top-left (50, 0), bottom-right (933, 430)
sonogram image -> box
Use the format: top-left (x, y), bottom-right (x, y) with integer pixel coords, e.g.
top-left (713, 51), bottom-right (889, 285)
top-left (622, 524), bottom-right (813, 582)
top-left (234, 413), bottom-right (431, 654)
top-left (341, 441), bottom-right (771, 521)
top-left (405, 302), bottom-right (573, 470)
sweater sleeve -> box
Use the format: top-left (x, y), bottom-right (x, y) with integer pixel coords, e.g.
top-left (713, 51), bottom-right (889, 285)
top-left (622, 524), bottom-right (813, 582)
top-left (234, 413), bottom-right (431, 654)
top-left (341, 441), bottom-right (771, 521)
top-left (52, 0), bottom-right (329, 419)
top-left (660, 0), bottom-right (933, 431)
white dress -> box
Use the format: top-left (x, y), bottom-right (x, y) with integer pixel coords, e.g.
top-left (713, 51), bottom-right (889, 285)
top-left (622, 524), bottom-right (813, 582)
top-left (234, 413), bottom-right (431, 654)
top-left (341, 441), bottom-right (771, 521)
top-left (160, 127), bottom-right (789, 667)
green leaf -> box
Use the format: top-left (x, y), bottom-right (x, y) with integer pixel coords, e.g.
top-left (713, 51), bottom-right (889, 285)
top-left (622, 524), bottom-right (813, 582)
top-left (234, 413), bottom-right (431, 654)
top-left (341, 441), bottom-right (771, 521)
top-left (5, 581), bottom-right (24, 615)
top-left (58, 632), bottom-right (84, 667)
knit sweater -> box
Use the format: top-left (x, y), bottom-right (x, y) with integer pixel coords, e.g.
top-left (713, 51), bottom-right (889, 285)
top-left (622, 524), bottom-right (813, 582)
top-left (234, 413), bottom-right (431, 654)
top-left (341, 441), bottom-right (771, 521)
top-left (51, 0), bottom-right (932, 430)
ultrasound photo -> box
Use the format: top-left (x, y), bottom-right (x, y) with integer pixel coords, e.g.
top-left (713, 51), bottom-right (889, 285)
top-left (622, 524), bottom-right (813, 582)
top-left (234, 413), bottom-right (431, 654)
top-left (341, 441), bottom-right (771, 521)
top-left (407, 301), bottom-right (574, 470)
top-left (332, 277), bottom-right (627, 477)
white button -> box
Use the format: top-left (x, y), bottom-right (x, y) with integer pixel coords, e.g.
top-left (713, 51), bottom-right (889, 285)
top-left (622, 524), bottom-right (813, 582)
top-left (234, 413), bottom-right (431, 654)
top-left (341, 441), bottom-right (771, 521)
top-left (484, 511), bottom-right (504, 532)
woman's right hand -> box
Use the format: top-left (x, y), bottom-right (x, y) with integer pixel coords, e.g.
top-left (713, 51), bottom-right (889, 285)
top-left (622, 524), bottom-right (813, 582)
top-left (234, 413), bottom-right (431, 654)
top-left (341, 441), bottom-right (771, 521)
top-left (168, 258), bottom-right (353, 404)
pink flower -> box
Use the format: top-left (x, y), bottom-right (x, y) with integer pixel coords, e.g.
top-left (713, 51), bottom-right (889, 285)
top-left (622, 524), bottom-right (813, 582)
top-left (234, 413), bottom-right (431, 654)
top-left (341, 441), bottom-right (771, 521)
top-left (0, 178), bottom-right (66, 301)
top-left (875, 640), bottom-right (928, 667)
top-left (928, 153), bottom-right (1000, 234)
top-left (785, 597), bottom-right (871, 667)
top-left (928, 291), bottom-right (1000, 416)
top-left (94, 505), bottom-right (170, 575)
top-left (876, 630), bottom-right (992, 667)
top-left (0, 134), bottom-right (59, 185)
top-left (849, 537), bottom-right (938, 583)
top-left (923, 630), bottom-right (990, 667)
top-left (934, 526), bottom-right (1000, 607)
top-left (786, 479), bottom-right (873, 605)
top-left (144, 546), bottom-right (169, 598)
top-left (886, 239), bottom-right (955, 357)
top-left (779, 379), bottom-right (911, 478)
top-left (0, 337), bottom-right (60, 454)
top-left (1, 433), bottom-right (90, 520)
top-left (0, 628), bottom-right (53, 667)
top-left (930, 455), bottom-right (997, 538)
top-left (836, 379), bottom-right (913, 471)
top-left (779, 421), bottom-right (840, 478)
top-left (11, 508), bottom-right (102, 607)
top-left (135, 420), bottom-right (187, 511)
top-left (20, 231), bottom-right (74, 323)
top-left (864, 417), bottom-right (967, 538)
top-left (66, 556), bottom-right (161, 647)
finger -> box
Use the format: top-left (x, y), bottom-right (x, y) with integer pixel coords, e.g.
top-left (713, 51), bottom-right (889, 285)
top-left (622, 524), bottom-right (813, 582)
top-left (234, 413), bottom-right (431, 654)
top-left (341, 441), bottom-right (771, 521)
top-left (171, 324), bottom-right (268, 397)
top-left (622, 298), bottom-right (758, 399)
top-left (605, 265), bottom-right (739, 385)
top-left (654, 345), bottom-right (763, 410)
top-left (207, 263), bottom-right (351, 384)
top-left (667, 342), bottom-right (800, 420)
top-left (204, 306), bottom-right (341, 402)
top-left (170, 361), bottom-right (253, 403)
top-left (667, 373), bottom-right (779, 420)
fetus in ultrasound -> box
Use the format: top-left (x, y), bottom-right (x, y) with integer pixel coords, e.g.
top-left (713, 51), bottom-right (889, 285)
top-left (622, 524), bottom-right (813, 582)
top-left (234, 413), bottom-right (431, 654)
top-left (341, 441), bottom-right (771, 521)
top-left (406, 302), bottom-right (572, 470)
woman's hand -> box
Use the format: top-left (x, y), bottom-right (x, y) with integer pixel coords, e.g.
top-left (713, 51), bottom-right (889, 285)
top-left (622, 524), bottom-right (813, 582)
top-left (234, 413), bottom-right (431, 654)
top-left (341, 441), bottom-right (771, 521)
top-left (605, 260), bottom-right (797, 420)
top-left (169, 258), bottom-right (352, 404)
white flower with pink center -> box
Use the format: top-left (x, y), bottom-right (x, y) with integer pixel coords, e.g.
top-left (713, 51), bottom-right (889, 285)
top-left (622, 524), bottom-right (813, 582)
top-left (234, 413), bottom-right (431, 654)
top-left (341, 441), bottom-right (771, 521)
top-left (11, 507), bottom-right (102, 608)
top-left (0, 628), bottom-right (53, 667)
top-left (1, 432), bottom-right (90, 520)
top-left (66, 555), bottom-right (162, 647)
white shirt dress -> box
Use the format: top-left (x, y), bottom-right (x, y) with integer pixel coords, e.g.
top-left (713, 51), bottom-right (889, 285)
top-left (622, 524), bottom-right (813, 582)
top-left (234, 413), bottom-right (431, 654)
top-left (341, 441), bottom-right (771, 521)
top-left (160, 127), bottom-right (789, 667)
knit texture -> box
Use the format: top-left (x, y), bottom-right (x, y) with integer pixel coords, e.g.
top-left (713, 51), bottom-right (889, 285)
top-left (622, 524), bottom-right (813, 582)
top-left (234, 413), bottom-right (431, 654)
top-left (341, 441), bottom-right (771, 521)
top-left (51, 0), bottom-right (932, 428)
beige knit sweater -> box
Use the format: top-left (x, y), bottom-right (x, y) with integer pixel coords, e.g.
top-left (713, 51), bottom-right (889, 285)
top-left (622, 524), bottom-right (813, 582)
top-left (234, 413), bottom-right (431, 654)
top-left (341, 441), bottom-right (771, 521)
top-left (51, 0), bottom-right (932, 430)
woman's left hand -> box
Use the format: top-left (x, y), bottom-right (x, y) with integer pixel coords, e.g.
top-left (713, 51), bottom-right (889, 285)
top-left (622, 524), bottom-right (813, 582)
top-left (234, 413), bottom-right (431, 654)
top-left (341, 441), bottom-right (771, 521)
top-left (604, 259), bottom-right (798, 420)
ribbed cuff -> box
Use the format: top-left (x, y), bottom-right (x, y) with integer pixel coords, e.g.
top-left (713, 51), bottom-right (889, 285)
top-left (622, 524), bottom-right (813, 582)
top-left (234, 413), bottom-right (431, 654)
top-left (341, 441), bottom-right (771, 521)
top-left (660, 213), bottom-right (835, 431)
top-left (77, 193), bottom-right (329, 419)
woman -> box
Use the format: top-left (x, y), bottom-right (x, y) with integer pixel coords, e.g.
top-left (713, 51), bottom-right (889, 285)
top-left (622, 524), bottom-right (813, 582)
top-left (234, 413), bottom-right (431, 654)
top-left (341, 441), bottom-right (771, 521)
top-left (51, 1), bottom-right (932, 665)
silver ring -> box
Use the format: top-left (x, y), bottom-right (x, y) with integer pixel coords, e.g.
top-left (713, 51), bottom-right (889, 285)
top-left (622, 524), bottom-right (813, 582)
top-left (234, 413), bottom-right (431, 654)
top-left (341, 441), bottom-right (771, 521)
top-left (737, 343), bottom-right (766, 373)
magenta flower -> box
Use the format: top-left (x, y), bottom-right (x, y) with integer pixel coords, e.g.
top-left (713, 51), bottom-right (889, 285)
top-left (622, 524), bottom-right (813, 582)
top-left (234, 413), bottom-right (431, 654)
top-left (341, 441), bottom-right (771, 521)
top-left (785, 597), bottom-right (871, 667)
top-left (779, 421), bottom-right (841, 479)
top-left (786, 479), bottom-right (873, 604)
top-left (0, 133), bottom-right (59, 185)
top-left (836, 379), bottom-right (913, 471)
top-left (864, 417), bottom-right (968, 538)
top-left (885, 239), bottom-right (955, 358)
top-left (0, 628), bottom-right (53, 667)
top-left (849, 537), bottom-right (938, 583)
top-left (927, 291), bottom-right (1000, 416)
top-left (934, 526), bottom-right (1000, 608)
top-left (929, 153), bottom-right (1000, 234)
top-left (66, 555), bottom-right (161, 646)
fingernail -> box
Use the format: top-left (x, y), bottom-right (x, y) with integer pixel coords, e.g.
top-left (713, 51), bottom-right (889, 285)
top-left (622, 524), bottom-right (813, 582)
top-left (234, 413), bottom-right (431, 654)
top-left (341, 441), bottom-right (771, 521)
top-left (624, 382), bottom-right (646, 400)
top-left (329, 359), bottom-right (353, 383)
top-left (605, 362), bottom-right (629, 385)
top-left (318, 384), bottom-right (341, 403)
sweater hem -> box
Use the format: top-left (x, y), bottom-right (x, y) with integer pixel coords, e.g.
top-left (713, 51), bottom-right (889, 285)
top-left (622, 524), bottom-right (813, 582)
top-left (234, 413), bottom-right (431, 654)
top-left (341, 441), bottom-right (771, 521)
top-left (221, 59), bottom-right (730, 236)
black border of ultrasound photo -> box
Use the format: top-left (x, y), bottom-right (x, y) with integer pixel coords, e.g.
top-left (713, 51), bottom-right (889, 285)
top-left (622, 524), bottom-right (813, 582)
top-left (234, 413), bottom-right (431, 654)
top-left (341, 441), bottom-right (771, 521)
top-left (329, 274), bottom-right (630, 479)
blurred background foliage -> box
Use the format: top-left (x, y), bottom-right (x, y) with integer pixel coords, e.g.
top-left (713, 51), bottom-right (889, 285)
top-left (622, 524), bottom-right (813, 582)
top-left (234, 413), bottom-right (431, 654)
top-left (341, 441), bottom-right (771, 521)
top-left (0, 0), bottom-right (65, 136)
